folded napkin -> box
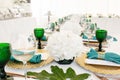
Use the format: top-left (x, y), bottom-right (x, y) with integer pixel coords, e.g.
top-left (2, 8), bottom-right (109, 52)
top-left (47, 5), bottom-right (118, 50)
top-left (41, 35), bottom-right (47, 41)
top-left (82, 33), bottom-right (96, 40)
top-left (10, 50), bottom-right (42, 63)
top-left (87, 48), bottom-right (120, 64)
top-left (29, 54), bottom-right (41, 63)
top-left (58, 18), bottom-right (64, 24)
top-left (82, 34), bottom-right (117, 41)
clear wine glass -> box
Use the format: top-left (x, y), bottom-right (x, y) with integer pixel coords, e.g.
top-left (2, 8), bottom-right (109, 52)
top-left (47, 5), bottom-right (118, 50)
top-left (84, 23), bottom-right (97, 47)
top-left (79, 17), bottom-right (87, 29)
top-left (11, 34), bottom-right (35, 80)
top-left (55, 22), bottom-right (60, 32)
top-left (80, 18), bottom-right (91, 35)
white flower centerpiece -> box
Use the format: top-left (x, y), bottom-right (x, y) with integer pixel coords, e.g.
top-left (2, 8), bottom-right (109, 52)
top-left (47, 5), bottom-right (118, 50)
top-left (46, 30), bottom-right (84, 64)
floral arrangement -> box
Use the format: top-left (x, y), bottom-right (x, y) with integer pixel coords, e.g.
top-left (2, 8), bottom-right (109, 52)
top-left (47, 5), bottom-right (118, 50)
top-left (46, 30), bottom-right (84, 61)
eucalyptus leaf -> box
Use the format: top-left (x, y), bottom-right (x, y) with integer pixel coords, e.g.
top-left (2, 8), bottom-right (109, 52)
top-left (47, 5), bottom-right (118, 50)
top-left (27, 66), bottom-right (90, 80)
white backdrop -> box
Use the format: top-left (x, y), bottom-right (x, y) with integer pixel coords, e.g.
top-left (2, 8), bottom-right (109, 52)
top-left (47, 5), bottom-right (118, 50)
top-left (31, 0), bottom-right (120, 17)
top-left (0, 0), bottom-right (14, 7)
top-left (0, 0), bottom-right (119, 19)
top-left (31, 0), bottom-right (110, 17)
top-left (31, 0), bottom-right (120, 26)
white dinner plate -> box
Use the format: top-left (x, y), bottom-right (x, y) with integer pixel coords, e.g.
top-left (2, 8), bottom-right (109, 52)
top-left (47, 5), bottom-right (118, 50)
top-left (85, 58), bottom-right (120, 67)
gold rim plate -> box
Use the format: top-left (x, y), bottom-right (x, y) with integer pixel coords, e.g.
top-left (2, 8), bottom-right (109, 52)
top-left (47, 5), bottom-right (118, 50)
top-left (7, 57), bottom-right (54, 69)
top-left (75, 53), bottom-right (120, 75)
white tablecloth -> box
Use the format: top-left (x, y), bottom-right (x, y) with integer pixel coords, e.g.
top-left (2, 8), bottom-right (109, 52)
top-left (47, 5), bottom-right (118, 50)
top-left (5, 61), bottom-right (100, 80)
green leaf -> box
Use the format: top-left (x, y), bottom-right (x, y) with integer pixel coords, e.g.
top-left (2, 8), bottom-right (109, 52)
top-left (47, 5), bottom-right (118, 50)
top-left (27, 72), bottom-right (38, 77)
top-left (27, 66), bottom-right (90, 80)
top-left (51, 66), bottom-right (66, 80)
top-left (28, 70), bottom-right (51, 80)
top-left (40, 70), bottom-right (50, 76)
top-left (66, 67), bottom-right (76, 78)
top-left (73, 73), bottom-right (90, 80)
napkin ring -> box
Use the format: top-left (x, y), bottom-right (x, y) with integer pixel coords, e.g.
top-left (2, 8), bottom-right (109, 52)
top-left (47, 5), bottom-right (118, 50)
top-left (98, 53), bottom-right (105, 59)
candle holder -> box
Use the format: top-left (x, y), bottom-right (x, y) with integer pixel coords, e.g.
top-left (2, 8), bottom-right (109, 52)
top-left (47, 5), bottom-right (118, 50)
top-left (96, 30), bottom-right (107, 52)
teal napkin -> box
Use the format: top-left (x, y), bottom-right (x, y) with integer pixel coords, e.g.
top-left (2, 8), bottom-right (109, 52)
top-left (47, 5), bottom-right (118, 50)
top-left (82, 34), bottom-right (96, 40)
top-left (10, 50), bottom-right (41, 63)
top-left (82, 34), bottom-right (117, 41)
top-left (41, 35), bottom-right (47, 41)
top-left (58, 18), bottom-right (64, 24)
top-left (29, 54), bottom-right (42, 63)
top-left (87, 48), bottom-right (120, 64)
top-left (106, 35), bottom-right (117, 41)
top-left (113, 37), bottom-right (117, 41)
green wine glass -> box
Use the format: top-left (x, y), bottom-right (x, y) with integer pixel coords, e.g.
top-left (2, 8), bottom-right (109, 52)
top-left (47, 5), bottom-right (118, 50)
top-left (34, 28), bottom-right (44, 49)
top-left (96, 30), bottom-right (107, 51)
top-left (0, 43), bottom-right (11, 79)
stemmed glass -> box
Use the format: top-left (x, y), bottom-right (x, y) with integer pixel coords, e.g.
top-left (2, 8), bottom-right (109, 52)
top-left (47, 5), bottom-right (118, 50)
top-left (96, 29), bottom-right (107, 51)
top-left (34, 28), bottom-right (44, 49)
top-left (79, 18), bottom-right (90, 30)
top-left (58, 18), bottom-right (64, 25)
top-left (55, 22), bottom-right (60, 31)
top-left (0, 43), bottom-right (11, 79)
top-left (56, 18), bottom-right (64, 29)
top-left (12, 50), bottom-right (35, 80)
top-left (11, 34), bottom-right (35, 80)
top-left (80, 18), bottom-right (92, 36)
top-left (84, 23), bottom-right (97, 47)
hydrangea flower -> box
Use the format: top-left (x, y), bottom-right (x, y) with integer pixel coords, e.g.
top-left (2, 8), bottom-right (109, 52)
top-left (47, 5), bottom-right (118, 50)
top-left (46, 30), bottom-right (84, 61)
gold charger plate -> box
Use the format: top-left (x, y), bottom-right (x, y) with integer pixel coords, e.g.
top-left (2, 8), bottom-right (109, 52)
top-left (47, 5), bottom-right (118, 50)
top-left (75, 53), bottom-right (120, 75)
top-left (83, 41), bottom-right (107, 48)
top-left (7, 49), bottom-right (54, 69)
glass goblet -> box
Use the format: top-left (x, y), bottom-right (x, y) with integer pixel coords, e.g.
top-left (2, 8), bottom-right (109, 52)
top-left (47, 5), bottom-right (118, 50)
top-left (84, 23), bottom-right (96, 47)
top-left (11, 34), bottom-right (35, 80)
top-left (96, 29), bottom-right (107, 52)
top-left (12, 49), bottom-right (35, 80)
top-left (34, 28), bottom-right (44, 49)
top-left (0, 43), bottom-right (11, 79)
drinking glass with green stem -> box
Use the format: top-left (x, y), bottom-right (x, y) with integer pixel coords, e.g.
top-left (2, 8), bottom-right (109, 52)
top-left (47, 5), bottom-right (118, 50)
top-left (0, 43), bottom-right (12, 80)
top-left (96, 29), bottom-right (107, 52)
top-left (34, 28), bottom-right (44, 49)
